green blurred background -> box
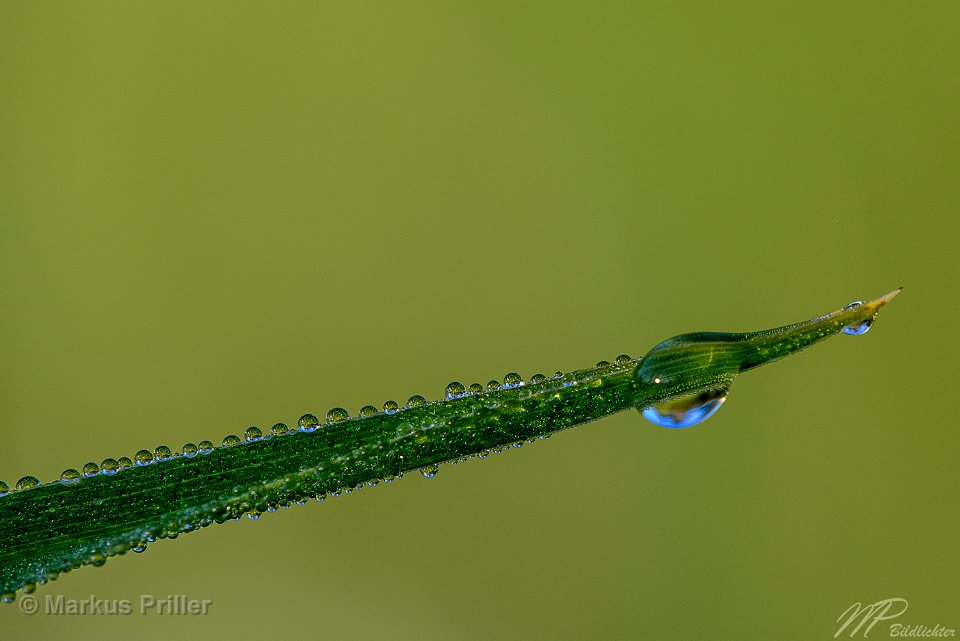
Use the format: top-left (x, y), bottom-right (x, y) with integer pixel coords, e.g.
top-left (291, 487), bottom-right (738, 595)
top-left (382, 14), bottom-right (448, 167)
top-left (1, 2), bottom-right (956, 639)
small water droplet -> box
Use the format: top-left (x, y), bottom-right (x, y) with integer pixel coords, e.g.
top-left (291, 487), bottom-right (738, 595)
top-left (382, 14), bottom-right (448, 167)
top-left (247, 512), bottom-right (261, 520)
top-left (596, 360), bottom-right (611, 367)
top-left (326, 407), bottom-right (350, 423)
top-left (60, 468), bottom-right (81, 483)
top-left (445, 381), bottom-right (466, 399)
top-left (87, 552), bottom-right (106, 567)
top-left (841, 301), bottom-right (873, 335)
top-left (405, 395), bottom-right (426, 408)
top-left (1, 592), bottom-right (15, 604)
top-left (616, 354), bottom-right (632, 365)
top-left (131, 543), bottom-right (147, 553)
top-left (468, 383), bottom-right (484, 394)
top-left (0, 481), bottom-right (9, 496)
top-left (82, 462), bottom-right (99, 477)
top-left (100, 458), bottom-right (119, 475)
top-left (154, 446), bottom-right (173, 460)
top-left (117, 456), bottom-right (133, 469)
top-left (221, 435), bottom-right (241, 447)
top-left (244, 426), bottom-right (262, 442)
top-left (530, 374), bottom-right (547, 384)
top-left (271, 422), bottom-right (289, 436)
top-left (182, 443), bottom-right (198, 458)
top-left (135, 450), bottom-right (154, 466)
top-left (15, 476), bottom-right (40, 490)
top-left (298, 413), bottom-right (320, 432)
top-left (503, 372), bottom-right (523, 388)
top-left (383, 400), bottom-right (399, 414)
top-left (198, 440), bottom-right (214, 455)
top-left (358, 405), bottom-right (378, 418)
top-left (486, 380), bottom-right (501, 391)
top-left (419, 463), bottom-right (439, 478)
top-left (640, 388), bottom-right (728, 428)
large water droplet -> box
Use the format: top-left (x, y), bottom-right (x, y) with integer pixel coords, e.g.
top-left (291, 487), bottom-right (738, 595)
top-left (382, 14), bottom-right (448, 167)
top-left (82, 462), bottom-right (99, 477)
top-left (841, 301), bottom-right (873, 335)
top-left (530, 373), bottom-right (547, 384)
top-left (221, 435), bottom-right (241, 447)
top-left (358, 405), bottom-right (378, 418)
top-left (486, 380), bottom-right (501, 391)
top-left (640, 388), bottom-right (728, 428)
top-left (135, 450), bottom-right (154, 466)
top-left (60, 468), bottom-right (81, 483)
top-left (198, 441), bottom-right (214, 455)
top-left (326, 407), bottom-right (350, 423)
top-left (117, 456), bottom-right (133, 470)
top-left (383, 400), bottom-right (399, 414)
top-left (154, 446), bottom-right (173, 460)
top-left (271, 423), bottom-right (289, 436)
top-left (100, 458), bottom-right (119, 475)
top-left (182, 443), bottom-right (198, 458)
top-left (244, 426), bottom-right (262, 442)
top-left (468, 383), bottom-right (484, 394)
top-left (298, 413), bottom-right (320, 432)
top-left (445, 381), bottom-right (465, 399)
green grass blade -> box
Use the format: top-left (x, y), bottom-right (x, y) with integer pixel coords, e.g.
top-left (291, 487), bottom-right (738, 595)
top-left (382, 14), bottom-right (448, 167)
top-left (0, 289), bottom-right (901, 602)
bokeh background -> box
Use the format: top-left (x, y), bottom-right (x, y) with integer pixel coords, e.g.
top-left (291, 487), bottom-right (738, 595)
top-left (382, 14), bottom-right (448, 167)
top-left (1, 2), bottom-right (956, 639)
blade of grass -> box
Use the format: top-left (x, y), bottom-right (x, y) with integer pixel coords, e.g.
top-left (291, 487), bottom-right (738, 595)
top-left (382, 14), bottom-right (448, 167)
top-left (0, 289), bottom-right (901, 602)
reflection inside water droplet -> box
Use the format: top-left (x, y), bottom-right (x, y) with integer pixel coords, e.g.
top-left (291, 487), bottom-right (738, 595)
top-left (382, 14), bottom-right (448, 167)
top-left (841, 301), bottom-right (873, 335)
top-left (640, 388), bottom-right (728, 428)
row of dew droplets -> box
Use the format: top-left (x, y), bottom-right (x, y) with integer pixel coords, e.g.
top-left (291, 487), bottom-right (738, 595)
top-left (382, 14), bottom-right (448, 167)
top-left (0, 352), bottom-right (643, 603)
top-left (0, 355), bottom-right (640, 498)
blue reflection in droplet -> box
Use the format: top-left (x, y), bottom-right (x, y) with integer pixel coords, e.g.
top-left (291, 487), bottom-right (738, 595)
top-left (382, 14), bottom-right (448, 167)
top-left (841, 301), bottom-right (873, 335)
top-left (641, 389), bottom-right (727, 428)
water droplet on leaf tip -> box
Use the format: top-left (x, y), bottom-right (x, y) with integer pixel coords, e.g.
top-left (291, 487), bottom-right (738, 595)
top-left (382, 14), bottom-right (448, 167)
top-left (840, 301), bottom-right (873, 335)
top-left (640, 388), bottom-right (728, 428)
